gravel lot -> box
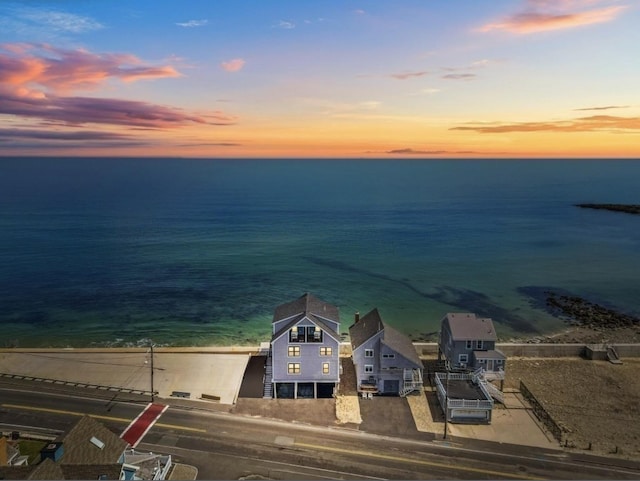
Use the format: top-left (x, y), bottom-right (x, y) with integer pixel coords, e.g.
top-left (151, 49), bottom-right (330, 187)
top-left (505, 357), bottom-right (640, 458)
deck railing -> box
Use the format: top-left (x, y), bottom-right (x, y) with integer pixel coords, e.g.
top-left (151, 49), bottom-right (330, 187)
top-left (434, 371), bottom-right (494, 409)
top-left (447, 398), bottom-right (493, 409)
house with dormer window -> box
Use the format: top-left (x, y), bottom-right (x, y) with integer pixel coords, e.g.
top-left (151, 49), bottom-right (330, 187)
top-left (267, 293), bottom-right (341, 399)
top-left (438, 312), bottom-right (506, 379)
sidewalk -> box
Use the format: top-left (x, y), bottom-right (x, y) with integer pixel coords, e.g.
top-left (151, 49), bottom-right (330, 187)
top-left (0, 349), bottom-right (250, 405)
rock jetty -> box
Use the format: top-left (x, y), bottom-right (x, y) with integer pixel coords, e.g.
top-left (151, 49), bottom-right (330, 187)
top-left (545, 291), bottom-right (639, 331)
top-left (575, 203), bottom-right (640, 215)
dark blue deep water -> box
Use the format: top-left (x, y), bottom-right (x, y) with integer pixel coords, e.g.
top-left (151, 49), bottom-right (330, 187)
top-left (1, 157), bottom-right (639, 347)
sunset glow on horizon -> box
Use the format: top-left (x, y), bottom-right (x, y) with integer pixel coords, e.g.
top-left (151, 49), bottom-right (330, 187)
top-left (1, 1), bottom-right (639, 158)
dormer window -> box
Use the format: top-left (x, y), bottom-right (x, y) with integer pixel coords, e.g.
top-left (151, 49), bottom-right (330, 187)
top-left (308, 325), bottom-right (323, 343)
top-left (290, 326), bottom-right (300, 342)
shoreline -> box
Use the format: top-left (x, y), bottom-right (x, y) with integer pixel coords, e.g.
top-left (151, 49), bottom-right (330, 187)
top-left (5, 322), bottom-right (640, 350)
top-left (3, 327), bottom-right (640, 356)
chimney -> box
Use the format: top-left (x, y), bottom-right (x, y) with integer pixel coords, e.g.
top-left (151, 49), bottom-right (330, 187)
top-left (354, 312), bottom-right (360, 323)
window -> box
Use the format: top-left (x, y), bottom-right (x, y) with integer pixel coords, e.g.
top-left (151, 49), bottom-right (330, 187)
top-left (364, 364), bottom-right (374, 373)
top-left (364, 349), bottom-right (374, 358)
top-left (290, 326), bottom-right (302, 342)
top-left (478, 358), bottom-right (486, 363)
top-left (476, 340), bottom-right (483, 349)
top-left (320, 347), bottom-right (332, 356)
top-left (287, 363), bottom-right (300, 374)
top-left (497, 359), bottom-right (503, 364)
top-left (382, 353), bottom-right (395, 359)
top-left (466, 340), bottom-right (472, 349)
top-left (308, 326), bottom-right (323, 343)
top-left (288, 346), bottom-right (300, 357)
top-left (322, 362), bottom-right (330, 374)
top-left (459, 354), bottom-right (468, 364)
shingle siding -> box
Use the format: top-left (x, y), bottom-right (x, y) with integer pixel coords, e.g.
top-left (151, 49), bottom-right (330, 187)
top-left (271, 333), bottom-right (339, 382)
top-left (439, 313), bottom-right (505, 371)
top-left (352, 332), bottom-right (383, 387)
top-left (270, 294), bottom-right (341, 392)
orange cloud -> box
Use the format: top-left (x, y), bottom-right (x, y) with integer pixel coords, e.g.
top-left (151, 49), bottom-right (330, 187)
top-left (221, 58), bottom-right (246, 72)
top-left (384, 148), bottom-right (505, 155)
top-left (451, 115), bottom-right (640, 133)
top-left (479, 3), bottom-right (626, 34)
top-left (574, 105), bottom-right (629, 111)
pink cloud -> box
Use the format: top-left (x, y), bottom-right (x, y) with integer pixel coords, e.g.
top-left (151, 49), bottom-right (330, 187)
top-left (442, 73), bottom-right (476, 80)
top-left (0, 43), bottom-right (181, 95)
top-left (0, 90), bottom-right (236, 128)
top-left (0, 42), bottom-right (237, 130)
top-left (390, 71), bottom-right (429, 80)
top-left (479, 2), bottom-right (626, 34)
top-left (221, 58), bottom-right (245, 72)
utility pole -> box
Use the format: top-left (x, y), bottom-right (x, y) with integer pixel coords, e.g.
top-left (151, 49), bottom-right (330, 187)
top-left (444, 364), bottom-right (449, 439)
top-left (150, 341), bottom-right (155, 403)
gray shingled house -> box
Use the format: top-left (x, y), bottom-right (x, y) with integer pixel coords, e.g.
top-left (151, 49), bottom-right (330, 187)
top-left (438, 312), bottom-right (506, 377)
top-left (268, 293), bottom-right (341, 399)
top-left (0, 416), bottom-right (172, 480)
top-left (349, 308), bottom-right (423, 397)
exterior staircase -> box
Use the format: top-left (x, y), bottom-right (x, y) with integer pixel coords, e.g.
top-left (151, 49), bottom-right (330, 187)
top-left (263, 352), bottom-right (273, 399)
top-left (607, 346), bottom-right (623, 364)
top-left (472, 367), bottom-right (504, 404)
top-left (400, 368), bottom-right (423, 397)
top-left (481, 379), bottom-right (504, 404)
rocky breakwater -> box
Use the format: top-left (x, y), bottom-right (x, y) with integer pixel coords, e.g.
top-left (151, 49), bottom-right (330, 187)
top-left (575, 203), bottom-right (640, 215)
top-left (545, 292), bottom-right (639, 331)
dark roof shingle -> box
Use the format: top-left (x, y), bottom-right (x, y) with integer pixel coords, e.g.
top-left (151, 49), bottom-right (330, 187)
top-left (272, 293), bottom-right (339, 323)
top-left (444, 313), bottom-right (498, 341)
top-left (349, 308), bottom-right (421, 367)
top-left (59, 416), bottom-right (127, 465)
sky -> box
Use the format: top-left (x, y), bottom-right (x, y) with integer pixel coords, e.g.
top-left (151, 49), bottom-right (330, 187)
top-left (1, 0), bottom-right (639, 158)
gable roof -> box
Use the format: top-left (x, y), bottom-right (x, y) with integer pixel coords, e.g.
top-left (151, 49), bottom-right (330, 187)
top-left (59, 416), bottom-right (127, 465)
top-left (271, 293), bottom-right (341, 342)
top-left (271, 312), bottom-right (341, 343)
top-left (349, 308), bottom-right (384, 350)
top-left (349, 308), bottom-right (421, 367)
top-left (273, 293), bottom-right (339, 324)
top-left (381, 323), bottom-right (422, 367)
top-left (27, 458), bottom-right (64, 480)
top-left (443, 313), bottom-right (498, 341)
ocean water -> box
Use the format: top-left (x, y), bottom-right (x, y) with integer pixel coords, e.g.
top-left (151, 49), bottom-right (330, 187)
top-left (1, 157), bottom-right (639, 348)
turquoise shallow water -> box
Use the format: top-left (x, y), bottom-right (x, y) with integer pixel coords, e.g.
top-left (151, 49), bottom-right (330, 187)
top-left (1, 158), bottom-right (639, 347)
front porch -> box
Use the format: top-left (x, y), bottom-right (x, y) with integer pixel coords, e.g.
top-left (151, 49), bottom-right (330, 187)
top-left (358, 368), bottom-right (423, 397)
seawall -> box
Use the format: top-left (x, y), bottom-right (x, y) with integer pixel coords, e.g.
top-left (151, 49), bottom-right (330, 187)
top-left (4, 342), bottom-right (639, 358)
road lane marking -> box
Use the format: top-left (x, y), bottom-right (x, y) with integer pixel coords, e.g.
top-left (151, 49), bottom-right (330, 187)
top-left (0, 403), bottom-right (205, 433)
top-left (294, 441), bottom-right (545, 480)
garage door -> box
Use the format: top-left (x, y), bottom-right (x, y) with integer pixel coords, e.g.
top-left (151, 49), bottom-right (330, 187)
top-left (383, 380), bottom-right (399, 394)
top-left (451, 409), bottom-right (489, 421)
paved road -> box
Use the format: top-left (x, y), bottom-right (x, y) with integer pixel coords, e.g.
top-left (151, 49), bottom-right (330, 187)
top-left (1, 384), bottom-right (639, 480)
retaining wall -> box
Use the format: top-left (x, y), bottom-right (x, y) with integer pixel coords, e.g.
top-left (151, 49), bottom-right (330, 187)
top-left (410, 342), bottom-right (640, 358)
